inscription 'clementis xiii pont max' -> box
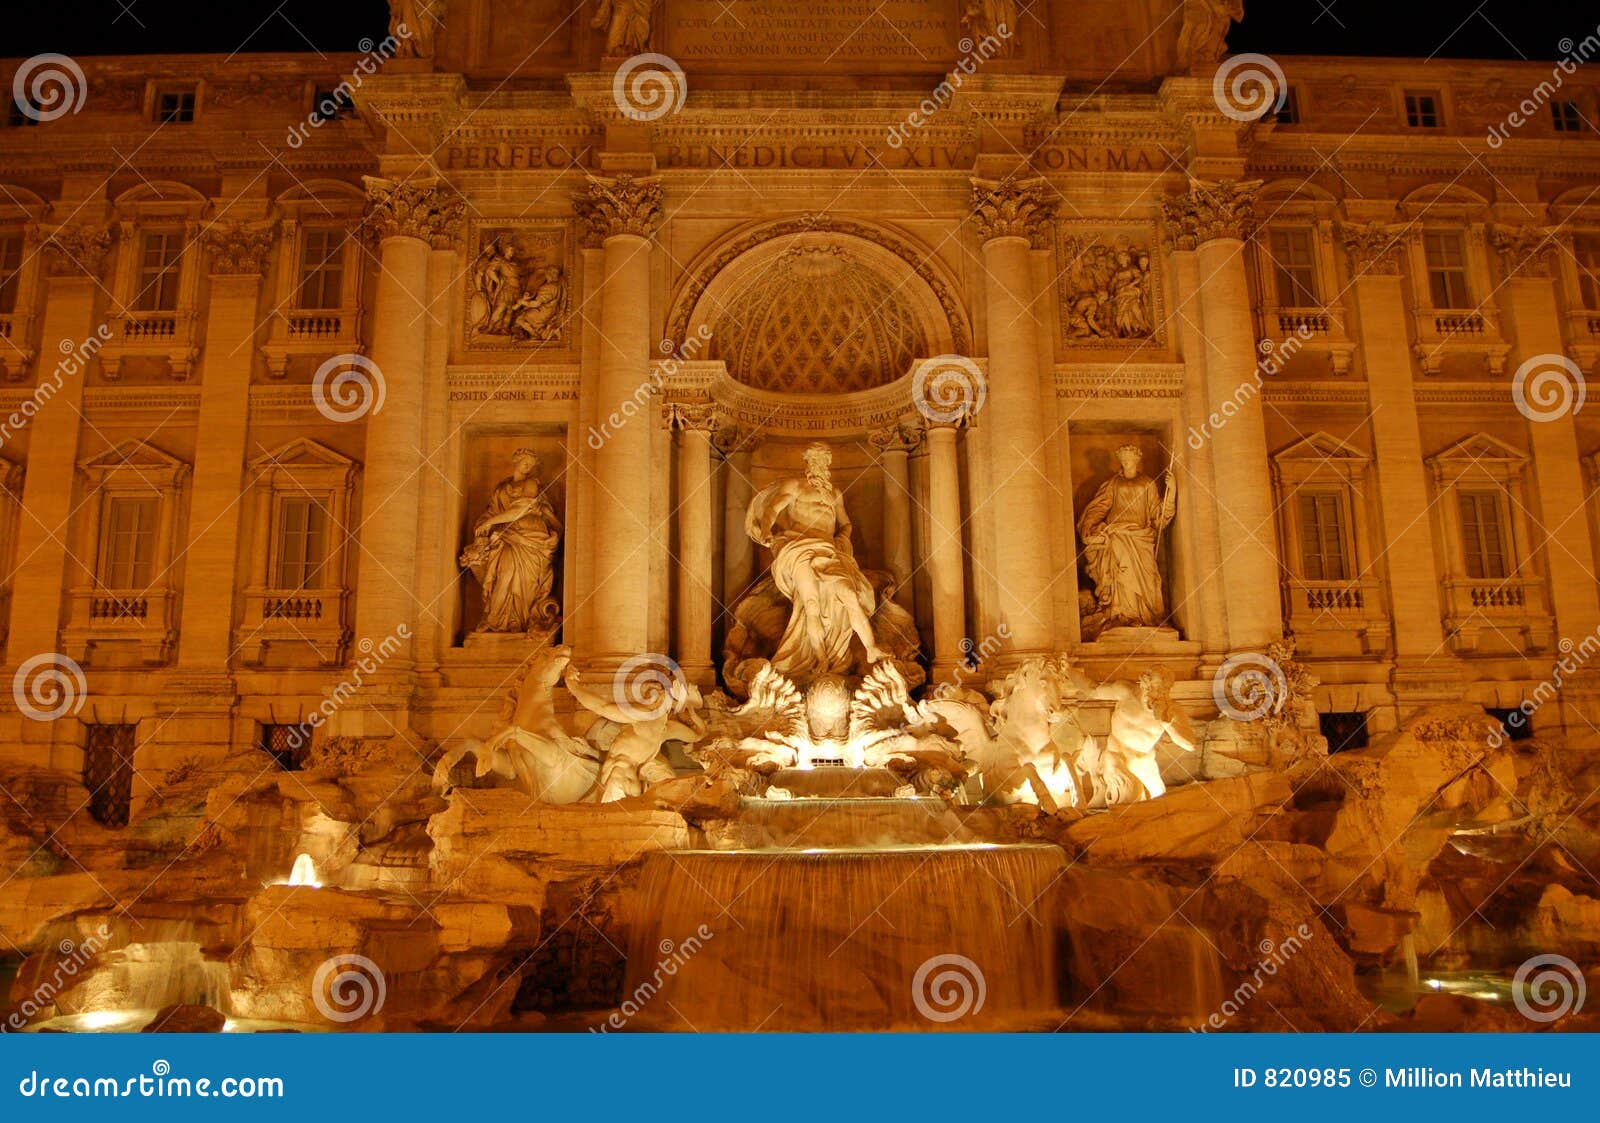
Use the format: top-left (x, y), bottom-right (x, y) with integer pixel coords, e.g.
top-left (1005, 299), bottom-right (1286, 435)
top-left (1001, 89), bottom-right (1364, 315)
top-left (0, 0), bottom-right (1598, 1037)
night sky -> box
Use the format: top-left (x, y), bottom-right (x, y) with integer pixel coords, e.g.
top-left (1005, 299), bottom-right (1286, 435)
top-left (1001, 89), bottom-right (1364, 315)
top-left (0, 0), bottom-right (1594, 62)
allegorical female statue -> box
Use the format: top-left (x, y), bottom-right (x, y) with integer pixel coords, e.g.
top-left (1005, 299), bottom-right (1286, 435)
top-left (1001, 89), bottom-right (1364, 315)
top-left (460, 449), bottom-right (562, 633)
top-left (1077, 444), bottom-right (1176, 633)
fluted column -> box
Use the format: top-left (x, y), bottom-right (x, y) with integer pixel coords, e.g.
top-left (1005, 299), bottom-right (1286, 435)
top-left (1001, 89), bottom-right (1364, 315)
top-left (1162, 180), bottom-right (1282, 650)
top-left (5, 227), bottom-right (110, 675)
top-left (574, 175), bottom-right (664, 667)
top-left (411, 239), bottom-right (460, 680)
top-left (175, 222), bottom-right (273, 668)
top-left (925, 424), bottom-right (967, 682)
top-left (869, 420), bottom-right (920, 613)
top-left (670, 403), bottom-right (717, 686)
top-left (1341, 222), bottom-right (1454, 694)
top-left (970, 179), bottom-right (1058, 655)
top-left (350, 178), bottom-right (461, 702)
top-left (717, 423), bottom-right (759, 626)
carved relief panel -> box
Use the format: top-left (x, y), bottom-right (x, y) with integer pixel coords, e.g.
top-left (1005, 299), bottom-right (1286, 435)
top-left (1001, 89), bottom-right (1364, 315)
top-left (463, 222), bottom-right (572, 352)
top-left (1056, 221), bottom-right (1164, 350)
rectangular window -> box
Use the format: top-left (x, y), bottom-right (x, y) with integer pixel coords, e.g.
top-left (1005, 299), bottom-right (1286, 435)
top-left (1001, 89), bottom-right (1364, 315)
top-left (1405, 91), bottom-right (1442, 129)
top-left (1458, 490), bottom-right (1509, 580)
top-left (99, 496), bottom-right (159, 588)
top-left (1297, 491), bottom-right (1350, 581)
top-left (0, 233), bottom-right (22, 315)
top-left (274, 497), bottom-right (328, 589)
top-left (1576, 234), bottom-right (1600, 309)
top-left (312, 85), bottom-right (356, 122)
top-left (84, 723), bottom-right (136, 828)
top-left (1268, 228), bottom-right (1320, 307)
top-left (296, 229), bottom-right (345, 310)
top-left (134, 230), bottom-right (184, 312)
top-left (155, 89), bottom-right (196, 123)
top-left (1266, 86), bottom-right (1299, 125)
top-left (1486, 707), bottom-right (1534, 742)
top-left (1320, 712), bottom-right (1369, 753)
top-left (1551, 99), bottom-right (1585, 133)
top-left (1423, 231), bottom-right (1472, 309)
top-left (259, 723), bottom-right (309, 771)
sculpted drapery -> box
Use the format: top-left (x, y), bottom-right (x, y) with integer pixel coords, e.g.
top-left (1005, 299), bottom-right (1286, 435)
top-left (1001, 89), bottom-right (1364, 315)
top-left (1078, 445), bottom-right (1176, 630)
top-left (461, 449), bottom-right (561, 633)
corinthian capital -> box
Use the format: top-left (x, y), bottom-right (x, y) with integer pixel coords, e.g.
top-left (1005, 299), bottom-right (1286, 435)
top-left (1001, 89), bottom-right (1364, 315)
top-left (664, 400), bottom-right (720, 432)
top-left (969, 178), bottom-right (1055, 245)
top-left (1491, 224), bottom-right (1560, 279)
top-left (1339, 221), bottom-right (1406, 277)
top-left (43, 225), bottom-right (112, 278)
top-left (362, 176), bottom-right (464, 248)
top-left (1160, 179), bottom-right (1260, 249)
top-left (573, 175), bottom-right (665, 246)
top-left (868, 418), bottom-right (924, 453)
top-left (202, 221), bottom-right (277, 275)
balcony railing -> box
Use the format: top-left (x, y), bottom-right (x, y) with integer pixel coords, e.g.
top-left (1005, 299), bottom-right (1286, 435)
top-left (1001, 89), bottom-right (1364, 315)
top-left (285, 312), bottom-right (346, 339)
top-left (63, 586), bottom-right (176, 664)
top-left (264, 307), bottom-right (362, 378)
top-left (101, 309), bottom-right (199, 380)
top-left (1281, 577), bottom-right (1389, 652)
top-left (1412, 306), bottom-right (1508, 374)
top-left (1443, 575), bottom-right (1553, 653)
top-left (240, 586), bottom-right (350, 666)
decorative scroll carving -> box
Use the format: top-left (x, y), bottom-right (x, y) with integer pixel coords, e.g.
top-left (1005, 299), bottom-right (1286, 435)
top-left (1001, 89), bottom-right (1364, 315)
top-left (712, 421), bottom-right (762, 455)
top-left (1160, 179), bottom-right (1259, 249)
top-left (867, 418), bottom-right (924, 453)
top-left (665, 400), bottom-right (720, 431)
top-left (1491, 225), bottom-right (1560, 279)
top-left (572, 175), bottom-right (665, 245)
top-left (969, 178), bottom-right (1055, 244)
top-left (1059, 235), bottom-right (1154, 341)
top-left (362, 176), bottom-right (464, 247)
top-left (43, 226), bottom-right (112, 278)
top-left (1339, 221), bottom-right (1406, 277)
top-left (201, 222), bottom-right (277, 275)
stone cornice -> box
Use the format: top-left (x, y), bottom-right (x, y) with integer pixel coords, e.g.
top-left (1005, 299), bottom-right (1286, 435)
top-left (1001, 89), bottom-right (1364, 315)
top-left (362, 176), bottom-right (465, 248)
top-left (572, 175), bottom-right (665, 245)
top-left (1053, 364), bottom-right (1185, 399)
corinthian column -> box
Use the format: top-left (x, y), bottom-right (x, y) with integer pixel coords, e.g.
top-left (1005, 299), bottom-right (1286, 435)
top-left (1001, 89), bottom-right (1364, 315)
top-left (669, 402), bottom-right (717, 686)
top-left (1162, 179), bottom-right (1283, 650)
top-left (574, 175), bottom-right (664, 667)
top-left (869, 419), bottom-right (921, 613)
top-left (349, 178), bottom-right (461, 707)
top-left (925, 424), bottom-right (967, 682)
top-left (969, 178), bottom-right (1058, 656)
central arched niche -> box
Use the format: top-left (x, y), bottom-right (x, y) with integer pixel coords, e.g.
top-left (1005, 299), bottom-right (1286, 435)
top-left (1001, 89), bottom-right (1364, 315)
top-left (671, 224), bottom-right (966, 397)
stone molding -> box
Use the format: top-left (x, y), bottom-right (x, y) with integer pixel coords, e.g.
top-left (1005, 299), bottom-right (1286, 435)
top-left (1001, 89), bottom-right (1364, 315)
top-left (1340, 221), bottom-right (1407, 277)
top-left (42, 225), bottom-right (113, 278)
top-left (867, 419), bottom-right (925, 453)
top-left (572, 175), bottom-right (665, 245)
top-left (1491, 224), bottom-right (1561, 280)
top-left (202, 221), bottom-right (278, 275)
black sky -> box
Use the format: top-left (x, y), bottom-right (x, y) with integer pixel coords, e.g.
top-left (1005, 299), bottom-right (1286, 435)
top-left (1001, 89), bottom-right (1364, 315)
top-left (2, 0), bottom-right (1595, 62)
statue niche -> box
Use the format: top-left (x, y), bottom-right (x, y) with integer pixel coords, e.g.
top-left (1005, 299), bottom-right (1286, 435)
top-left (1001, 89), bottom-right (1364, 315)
top-left (1077, 442), bottom-right (1177, 641)
top-left (460, 448), bottom-right (562, 635)
top-left (723, 443), bottom-right (923, 698)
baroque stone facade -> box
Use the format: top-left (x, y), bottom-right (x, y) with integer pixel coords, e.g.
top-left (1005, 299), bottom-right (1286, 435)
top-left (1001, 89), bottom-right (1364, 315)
top-left (3, 0), bottom-right (1600, 804)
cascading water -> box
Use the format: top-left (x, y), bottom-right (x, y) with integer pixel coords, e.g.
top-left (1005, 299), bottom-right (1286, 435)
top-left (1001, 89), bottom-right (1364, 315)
top-left (623, 768), bottom-right (1068, 1030)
